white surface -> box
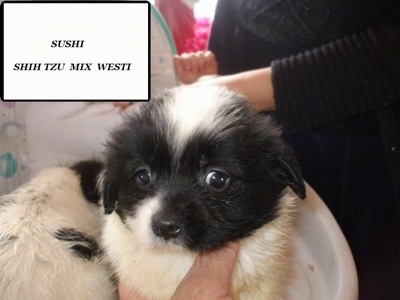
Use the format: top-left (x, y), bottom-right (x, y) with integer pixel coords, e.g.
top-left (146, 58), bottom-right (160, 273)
top-left (3, 2), bottom-right (149, 100)
top-left (194, 0), bottom-right (218, 19)
top-left (24, 102), bottom-right (134, 179)
top-left (286, 184), bottom-right (358, 300)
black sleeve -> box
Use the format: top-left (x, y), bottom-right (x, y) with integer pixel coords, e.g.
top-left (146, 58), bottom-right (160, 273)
top-left (207, 0), bottom-right (252, 75)
top-left (271, 20), bottom-right (400, 132)
top-left (208, 0), bottom-right (295, 75)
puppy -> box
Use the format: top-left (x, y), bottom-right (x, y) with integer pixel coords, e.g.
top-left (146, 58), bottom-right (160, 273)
top-left (100, 85), bottom-right (306, 300)
top-left (0, 161), bottom-right (116, 300)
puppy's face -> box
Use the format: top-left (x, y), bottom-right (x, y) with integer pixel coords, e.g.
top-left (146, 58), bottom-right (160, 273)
top-left (102, 86), bottom-right (305, 251)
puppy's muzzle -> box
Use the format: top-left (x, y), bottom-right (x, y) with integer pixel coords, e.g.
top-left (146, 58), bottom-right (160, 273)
top-left (151, 212), bottom-right (182, 241)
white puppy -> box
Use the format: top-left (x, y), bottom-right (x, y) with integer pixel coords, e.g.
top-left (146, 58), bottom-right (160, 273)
top-left (0, 161), bottom-right (116, 300)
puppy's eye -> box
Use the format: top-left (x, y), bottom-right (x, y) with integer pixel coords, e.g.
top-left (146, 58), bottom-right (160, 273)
top-left (205, 170), bottom-right (230, 191)
top-left (134, 169), bottom-right (152, 188)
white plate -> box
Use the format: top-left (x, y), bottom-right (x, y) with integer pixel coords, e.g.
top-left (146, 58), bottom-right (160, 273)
top-left (286, 184), bottom-right (358, 300)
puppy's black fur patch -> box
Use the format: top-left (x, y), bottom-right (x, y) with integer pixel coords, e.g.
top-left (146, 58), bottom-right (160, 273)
top-left (70, 160), bottom-right (104, 204)
top-left (54, 228), bottom-right (100, 260)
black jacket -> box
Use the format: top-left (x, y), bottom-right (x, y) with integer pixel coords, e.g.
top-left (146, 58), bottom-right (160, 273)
top-left (208, 0), bottom-right (400, 202)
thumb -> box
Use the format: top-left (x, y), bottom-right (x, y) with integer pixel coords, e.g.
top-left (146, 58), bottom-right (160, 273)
top-left (173, 55), bottom-right (185, 73)
top-left (172, 243), bottom-right (240, 300)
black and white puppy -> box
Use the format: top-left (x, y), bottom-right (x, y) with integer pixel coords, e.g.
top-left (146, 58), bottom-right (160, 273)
top-left (100, 85), bottom-right (306, 300)
top-left (0, 161), bottom-right (116, 300)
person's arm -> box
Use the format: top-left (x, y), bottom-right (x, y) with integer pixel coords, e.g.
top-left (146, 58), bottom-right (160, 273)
top-left (270, 20), bottom-right (400, 132)
top-left (172, 50), bottom-right (275, 111)
top-left (198, 67), bottom-right (275, 112)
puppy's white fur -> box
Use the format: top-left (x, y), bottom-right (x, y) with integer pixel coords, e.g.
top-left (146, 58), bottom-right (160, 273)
top-left (0, 167), bottom-right (116, 300)
top-left (165, 86), bottom-right (244, 157)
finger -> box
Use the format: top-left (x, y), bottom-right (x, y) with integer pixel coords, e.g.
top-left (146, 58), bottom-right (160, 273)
top-left (180, 52), bottom-right (197, 72)
top-left (173, 55), bottom-right (185, 74)
top-left (204, 51), bottom-right (217, 66)
top-left (172, 243), bottom-right (240, 300)
top-left (187, 53), bottom-right (201, 74)
top-left (195, 51), bottom-right (213, 72)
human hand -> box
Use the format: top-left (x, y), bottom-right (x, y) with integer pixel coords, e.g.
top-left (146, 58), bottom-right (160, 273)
top-left (174, 52), bottom-right (274, 111)
top-left (172, 242), bottom-right (239, 300)
top-left (118, 242), bottom-right (240, 300)
top-left (173, 51), bottom-right (218, 84)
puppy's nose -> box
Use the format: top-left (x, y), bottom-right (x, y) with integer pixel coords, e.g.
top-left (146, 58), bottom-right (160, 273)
top-left (151, 214), bottom-right (182, 240)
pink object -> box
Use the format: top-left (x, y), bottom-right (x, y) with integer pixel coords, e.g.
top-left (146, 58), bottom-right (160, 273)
top-left (183, 17), bottom-right (212, 52)
top-left (156, 0), bottom-right (195, 54)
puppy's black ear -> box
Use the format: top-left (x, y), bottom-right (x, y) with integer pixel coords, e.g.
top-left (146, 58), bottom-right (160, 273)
top-left (276, 152), bottom-right (306, 199)
top-left (103, 181), bottom-right (118, 214)
top-left (70, 160), bottom-right (104, 204)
